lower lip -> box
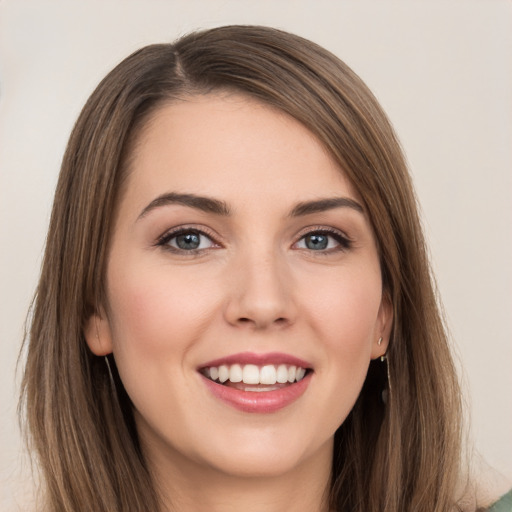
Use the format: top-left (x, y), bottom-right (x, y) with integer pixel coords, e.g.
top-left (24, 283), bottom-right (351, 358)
top-left (201, 373), bottom-right (312, 413)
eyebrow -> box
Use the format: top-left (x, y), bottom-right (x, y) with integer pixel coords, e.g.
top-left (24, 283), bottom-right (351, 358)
top-left (137, 192), bottom-right (231, 220)
top-left (137, 192), bottom-right (364, 221)
top-left (289, 197), bottom-right (364, 217)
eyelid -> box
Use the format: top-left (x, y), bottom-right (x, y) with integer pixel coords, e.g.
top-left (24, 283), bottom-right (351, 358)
top-left (155, 225), bottom-right (222, 252)
top-left (293, 225), bottom-right (353, 251)
top-left (154, 224), bottom-right (352, 254)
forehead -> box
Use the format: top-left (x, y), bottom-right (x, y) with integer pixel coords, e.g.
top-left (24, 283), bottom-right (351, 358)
top-left (122, 93), bottom-right (359, 212)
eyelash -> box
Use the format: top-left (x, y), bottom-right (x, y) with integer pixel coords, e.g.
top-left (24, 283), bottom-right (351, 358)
top-left (155, 226), bottom-right (352, 254)
top-left (156, 226), bottom-right (220, 254)
top-left (294, 227), bottom-right (352, 254)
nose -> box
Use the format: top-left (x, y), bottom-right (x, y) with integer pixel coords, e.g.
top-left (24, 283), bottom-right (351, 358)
top-left (223, 251), bottom-right (297, 330)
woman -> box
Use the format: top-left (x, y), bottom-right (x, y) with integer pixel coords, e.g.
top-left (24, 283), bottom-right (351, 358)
top-left (19, 25), bottom-right (510, 512)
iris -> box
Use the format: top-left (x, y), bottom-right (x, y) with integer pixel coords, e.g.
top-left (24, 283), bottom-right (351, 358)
top-left (175, 232), bottom-right (201, 250)
top-left (304, 234), bottom-right (329, 250)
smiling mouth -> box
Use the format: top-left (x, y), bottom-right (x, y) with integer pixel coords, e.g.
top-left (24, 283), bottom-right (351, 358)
top-left (200, 364), bottom-right (310, 392)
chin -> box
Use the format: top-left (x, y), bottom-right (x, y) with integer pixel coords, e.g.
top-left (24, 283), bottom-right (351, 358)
top-left (189, 423), bottom-right (335, 480)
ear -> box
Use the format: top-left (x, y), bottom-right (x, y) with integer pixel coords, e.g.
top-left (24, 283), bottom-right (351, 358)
top-left (371, 292), bottom-right (393, 360)
top-left (83, 307), bottom-right (113, 356)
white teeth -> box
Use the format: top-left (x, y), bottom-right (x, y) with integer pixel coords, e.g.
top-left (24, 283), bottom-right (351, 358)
top-left (218, 365), bottom-right (229, 383)
top-left (296, 367), bottom-right (306, 381)
top-left (242, 364), bottom-right (260, 384)
top-left (276, 364), bottom-right (289, 383)
top-left (229, 364), bottom-right (243, 383)
top-left (203, 363), bottom-right (308, 385)
top-left (287, 365), bottom-right (296, 383)
top-left (209, 366), bottom-right (219, 381)
top-left (260, 365), bottom-right (277, 385)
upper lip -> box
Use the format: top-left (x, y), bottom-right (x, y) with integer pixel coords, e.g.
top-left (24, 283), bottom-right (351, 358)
top-left (199, 352), bottom-right (312, 369)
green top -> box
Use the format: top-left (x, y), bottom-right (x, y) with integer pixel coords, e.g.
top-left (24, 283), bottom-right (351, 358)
top-left (488, 489), bottom-right (512, 512)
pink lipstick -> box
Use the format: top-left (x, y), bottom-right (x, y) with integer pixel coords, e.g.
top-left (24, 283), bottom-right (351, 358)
top-left (198, 352), bottom-right (313, 413)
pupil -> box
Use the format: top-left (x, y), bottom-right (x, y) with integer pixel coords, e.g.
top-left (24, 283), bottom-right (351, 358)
top-left (177, 232), bottom-right (200, 250)
top-left (306, 234), bottom-right (328, 250)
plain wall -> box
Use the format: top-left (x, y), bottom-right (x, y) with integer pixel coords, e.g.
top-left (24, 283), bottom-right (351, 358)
top-left (1, 1), bottom-right (511, 509)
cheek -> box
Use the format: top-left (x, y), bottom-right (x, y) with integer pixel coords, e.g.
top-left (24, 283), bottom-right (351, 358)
top-left (300, 263), bottom-right (383, 394)
top-left (304, 270), bottom-right (383, 429)
top-left (104, 263), bottom-right (224, 425)
top-left (310, 271), bottom-right (381, 344)
top-left (105, 266), bottom-right (215, 392)
top-left (105, 263), bottom-right (220, 362)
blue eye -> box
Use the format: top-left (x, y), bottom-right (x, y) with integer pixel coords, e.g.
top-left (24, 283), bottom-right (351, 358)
top-left (159, 229), bottom-right (216, 252)
top-left (296, 230), bottom-right (350, 251)
top-left (302, 233), bottom-right (329, 250)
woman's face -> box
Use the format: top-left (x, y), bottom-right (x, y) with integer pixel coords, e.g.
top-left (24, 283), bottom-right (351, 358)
top-left (86, 93), bottom-right (391, 481)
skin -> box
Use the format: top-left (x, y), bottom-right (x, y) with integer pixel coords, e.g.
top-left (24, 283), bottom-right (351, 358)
top-left (85, 93), bottom-right (392, 512)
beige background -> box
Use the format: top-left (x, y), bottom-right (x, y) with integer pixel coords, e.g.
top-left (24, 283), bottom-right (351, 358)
top-left (1, 1), bottom-right (511, 509)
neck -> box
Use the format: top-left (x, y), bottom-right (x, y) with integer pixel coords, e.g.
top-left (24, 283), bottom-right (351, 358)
top-left (145, 438), bottom-right (333, 512)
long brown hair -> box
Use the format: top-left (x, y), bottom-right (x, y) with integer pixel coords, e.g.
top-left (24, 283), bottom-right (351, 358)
top-left (21, 25), bottom-right (462, 511)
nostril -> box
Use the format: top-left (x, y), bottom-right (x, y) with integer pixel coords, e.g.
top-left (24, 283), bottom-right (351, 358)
top-left (236, 316), bottom-right (288, 327)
